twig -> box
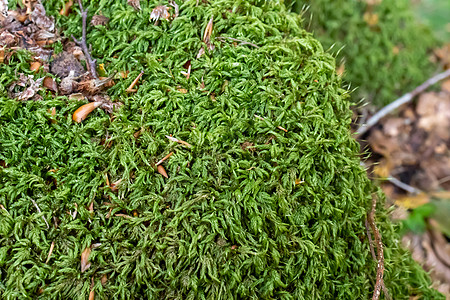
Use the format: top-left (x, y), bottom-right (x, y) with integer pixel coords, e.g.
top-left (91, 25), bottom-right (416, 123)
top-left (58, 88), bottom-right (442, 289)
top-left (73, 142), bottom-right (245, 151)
top-left (125, 70), bottom-right (144, 92)
top-left (30, 198), bottom-right (50, 229)
top-left (356, 69), bottom-right (450, 137)
top-left (72, 0), bottom-right (98, 79)
top-left (365, 219), bottom-right (377, 260)
top-left (366, 195), bottom-right (389, 300)
top-left (385, 176), bottom-right (421, 194)
top-left (166, 135), bottom-right (192, 148)
top-left (156, 152), bottom-right (174, 166)
top-left (217, 36), bottom-right (259, 48)
top-left (45, 241), bottom-right (55, 264)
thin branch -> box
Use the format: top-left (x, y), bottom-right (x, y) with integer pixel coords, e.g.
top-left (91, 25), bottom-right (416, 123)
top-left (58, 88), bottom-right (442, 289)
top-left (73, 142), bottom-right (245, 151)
top-left (366, 195), bottom-right (388, 300)
top-left (217, 36), bottom-right (259, 48)
top-left (30, 198), bottom-right (50, 229)
top-left (72, 0), bottom-right (98, 79)
top-left (385, 176), bottom-right (421, 194)
top-left (365, 219), bottom-right (377, 260)
top-left (356, 69), bottom-right (450, 137)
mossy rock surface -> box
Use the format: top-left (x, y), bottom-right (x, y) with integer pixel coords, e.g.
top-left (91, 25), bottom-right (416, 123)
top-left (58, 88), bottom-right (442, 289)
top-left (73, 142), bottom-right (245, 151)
top-left (290, 0), bottom-right (438, 106)
top-left (0, 0), bottom-right (443, 299)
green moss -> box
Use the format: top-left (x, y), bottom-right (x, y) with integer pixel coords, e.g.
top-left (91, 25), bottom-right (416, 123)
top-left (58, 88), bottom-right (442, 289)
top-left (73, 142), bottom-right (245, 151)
top-left (289, 0), bottom-right (438, 106)
top-left (0, 0), bottom-right (443, 299)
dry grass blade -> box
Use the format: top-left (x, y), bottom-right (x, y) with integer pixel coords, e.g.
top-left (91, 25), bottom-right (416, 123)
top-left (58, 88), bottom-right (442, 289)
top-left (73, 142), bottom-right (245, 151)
top-left (156, 152), bottom-right (174, 166)
top-left (45, 241), bottom-right (55, 264)
top-left (165, 135), bottom-right (192, 148)
top-left (203, 18), bottom-right (213, 44)
top-left (125, 71), bottom-right (144, 92)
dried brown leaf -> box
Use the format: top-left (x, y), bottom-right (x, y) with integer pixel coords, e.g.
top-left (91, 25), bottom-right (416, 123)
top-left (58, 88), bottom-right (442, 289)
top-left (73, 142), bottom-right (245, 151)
top-left (8, 73), bottom-right (43, 101)
top-left (43, 76), bottom-right (58, 92)
top-left (81, 246), bottom-right (91, 272)
top-left (150, 5), bottom-right (170, 22)
top-left (0, 31), bottom-right (16, 47)
top-left (31, 3), bottom-right (55, 32)
top-left (395, 193), bottom-right (430, 209)
top-left (203, 18), bottom-right (213, 44)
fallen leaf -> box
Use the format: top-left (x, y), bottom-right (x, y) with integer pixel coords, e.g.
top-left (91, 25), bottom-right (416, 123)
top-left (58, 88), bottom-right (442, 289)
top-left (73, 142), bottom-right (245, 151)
top-left (8, 73), bottom-right (44, 101)
top-left (177, 88), bottom-right (187, 94)
top-left (150, 5), bottom-right (170, 22)
top-left (395, 193), bottom-right (430, 209)
top-left (68, 93), bottom-right (85, 101)
top-left (30, 61), bottom-right (41, 72)
top-left (43, 76), bottom-right (58, 92)
top-left (81, 246), bottom-right (91, 272)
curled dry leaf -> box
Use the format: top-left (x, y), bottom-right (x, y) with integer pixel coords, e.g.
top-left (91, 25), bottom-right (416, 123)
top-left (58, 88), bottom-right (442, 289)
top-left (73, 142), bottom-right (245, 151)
top-left (0, 31), bottom-right (16, 47)
top-left (127, 0), bottom-right (141, 11)
top-left (90, 14), bottom-right (109, 26)
top-left (157, 164), bottom-right (168, 178)
top-left (23, 0), bottom-right (34, 15)
top-left (81, 246), bottom-right (91, 272)
top-left (150, 5), bottom-right (170, 22)
top-left (0, 0), bottom-right (7, 19)
top-left (43, 76), bottom-right (58, 92)
top-left (72, 102), bottom-right (102, 123)
top-left (8, 73), bottom-right (43, 101)
top-left (31, 2), bottom-right (55, 32)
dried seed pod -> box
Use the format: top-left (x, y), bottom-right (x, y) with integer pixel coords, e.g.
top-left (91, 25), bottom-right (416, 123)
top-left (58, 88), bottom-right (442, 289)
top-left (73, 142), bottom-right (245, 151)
top-left (157, 165), bottom-right (168, 178)
top-left (72, 102), bottom-right (102, 123)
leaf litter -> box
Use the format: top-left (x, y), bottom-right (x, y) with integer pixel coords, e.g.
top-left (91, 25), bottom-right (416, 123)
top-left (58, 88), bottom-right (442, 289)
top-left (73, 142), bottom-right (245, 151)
top-left (362, 43), bottom-right (450, 296)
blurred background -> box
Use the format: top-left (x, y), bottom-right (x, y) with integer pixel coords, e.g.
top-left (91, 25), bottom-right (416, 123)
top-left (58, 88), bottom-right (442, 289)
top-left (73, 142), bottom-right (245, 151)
top-left (287, 0), bottom-right (450, 295)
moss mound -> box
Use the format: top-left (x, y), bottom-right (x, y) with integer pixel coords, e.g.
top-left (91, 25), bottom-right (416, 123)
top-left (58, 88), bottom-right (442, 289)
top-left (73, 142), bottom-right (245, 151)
top-left (289, 0), bottom-right (437, 106)
top-left (0, 0), bottom-right (443, 298)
